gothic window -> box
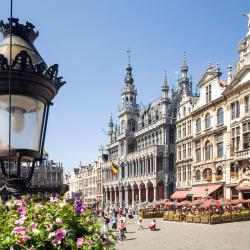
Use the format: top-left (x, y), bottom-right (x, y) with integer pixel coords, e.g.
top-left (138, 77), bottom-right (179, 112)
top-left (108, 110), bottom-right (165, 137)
top-left (128, 119), bottom-right (136, 132)
top-left (216, 133), bottom-right (224, 158)
top-left (183, 122), bottom-right (186, 137)
top-left (157, 153), bottom-right (163, 171)
top-left (205, 113), bottom-right (211, 129)
top-left (243, 122), bottom-right (250, 149)
top-left (187, 121), bottom-right (191, 135)
top-left (205, 141), bottom-right (212, 161)
top-left (196, 118), bottom-right (201, 133)
top-left (203, 168), bottom-right (212, 180)
top-left (148, 114), bottom-right (152, 124)
top-left (245, 95), bottom-right (250, 114)
top-left (231, 126), bottom-right (240, 151)
top-left (231, 101), bottom-right (240, 120)
top-left (183, 107), bottom-right (186, 117)
top-left (183, 144), bottom-right (187, 159)
top-left (205, 84), bottom-right (212, 103)
top-left (188, 142), bottom-right (192, 158)
top-left (195, 141), bottom-right (201, 162)
top-left (169, 128), bottom-right (174, 143)
top-left (195, 170), bottom-right (201, 181)
top-left (217, 108), bottom-right (224, 125)
top-left (169, 154), bottom-right (174, 171)
top-left (155, 111), bottom-right (159, 121)
top-left (216, 166), bottom-right (223, 176)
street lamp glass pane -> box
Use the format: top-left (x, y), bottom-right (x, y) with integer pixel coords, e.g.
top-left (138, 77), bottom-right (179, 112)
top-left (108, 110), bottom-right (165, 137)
top-left (0, 95), bottom-right (45, 151)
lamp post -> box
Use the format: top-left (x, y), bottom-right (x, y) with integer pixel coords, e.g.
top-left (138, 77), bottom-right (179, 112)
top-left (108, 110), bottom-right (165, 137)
top-left (0, 18), bottom-right (65, 198)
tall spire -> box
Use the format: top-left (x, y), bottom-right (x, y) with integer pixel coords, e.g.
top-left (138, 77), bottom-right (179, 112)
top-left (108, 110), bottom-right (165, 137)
top-left (124, 64), bottom-right (134, 85)
top-left (162, 70), bottom-right (169, 98)
top-left (181, 52), bottom-right (188, 79)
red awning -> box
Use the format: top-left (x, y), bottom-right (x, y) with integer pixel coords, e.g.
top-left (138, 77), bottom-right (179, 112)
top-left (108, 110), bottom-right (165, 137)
top-left (170, 190), bottom-right (190, 199)
top-left (189, 184), bottom-right (223, 198)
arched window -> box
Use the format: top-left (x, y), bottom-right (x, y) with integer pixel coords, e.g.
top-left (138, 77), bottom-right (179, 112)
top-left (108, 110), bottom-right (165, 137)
top-left (128, 119), bottom-right (136, 132)
top-left (216, 166), bottom-right (223, 177)
top-left (217, 108), bottom-right (224, 125)
top-left (205, 141), bottom-right (212, 161)
top-left (169, 154), bottom-right (174, 171)
top-left (196, 118), bottom-right (201, 133)
top-left (169, 128), bottom-right (174, 143)
top-left (195, 170), bottom-right (201, 181)
top-left (205, 113), bottom-right (211, 129)
top-left (203, 168), bottom-right (212, 181)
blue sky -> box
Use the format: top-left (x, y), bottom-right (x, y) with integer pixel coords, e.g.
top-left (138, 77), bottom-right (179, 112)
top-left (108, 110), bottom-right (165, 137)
top-left (0, 0), bottom-right (249, 172)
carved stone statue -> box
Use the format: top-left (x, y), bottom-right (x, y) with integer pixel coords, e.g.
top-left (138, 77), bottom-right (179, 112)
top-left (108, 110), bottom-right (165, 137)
top-left (242, 11), bottom-right (250, 36)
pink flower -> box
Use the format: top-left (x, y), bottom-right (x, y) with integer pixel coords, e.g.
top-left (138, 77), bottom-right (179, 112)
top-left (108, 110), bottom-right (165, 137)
top-left (88, 239), bottom-right (93, 247)
top-left (50, 196), bottom-right (59, 202)
top-left (15, 216), bottom-right (27, 225)
top-left (21, 235), bottom-right (31, 242)
top-left (52, 238), bottom-right (61, 246)
top-left (55, 229), bottom-right (67, 240)
top-left (34, 204), bottom-right (43, 210)
top-left (29, 222), bottom-right (37, 231)
top-left (17, 206), bottom-right (27, 215)
top-left (76, 237), bottom-right (84, 246)
top-left (12, 226), bottom-right (26, 235)
top-left (56, 218), bottom-right (62, 225)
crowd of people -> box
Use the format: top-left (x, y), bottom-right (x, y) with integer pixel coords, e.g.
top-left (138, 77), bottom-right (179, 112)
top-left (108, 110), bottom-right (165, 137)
top-left (97, 206), bottom-right (158, 242)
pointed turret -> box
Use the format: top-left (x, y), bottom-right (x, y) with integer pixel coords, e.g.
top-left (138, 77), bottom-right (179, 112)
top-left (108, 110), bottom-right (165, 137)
top-left (180, 53), bottom-right (190, 94)
top-left (125, 64), bottom-right (134, 85)
top-left (162, 70), bottom-right (169, 99)
top-left (108, 115), bottom-right (114, 142)
top-left (181, 52), bottom-right (188, 79)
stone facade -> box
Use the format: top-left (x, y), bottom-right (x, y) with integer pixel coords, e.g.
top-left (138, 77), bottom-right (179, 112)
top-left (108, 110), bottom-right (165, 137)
top-left (174, 16), bottom-right (250, 200)
top-left (102, 63), bottom-right (188, 208)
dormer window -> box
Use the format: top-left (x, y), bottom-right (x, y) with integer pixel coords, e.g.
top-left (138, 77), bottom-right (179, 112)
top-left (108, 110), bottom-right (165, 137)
top-left (128, 119), bottom-right (136, 132)
top-left (205, 84), bottom-right (212, 103)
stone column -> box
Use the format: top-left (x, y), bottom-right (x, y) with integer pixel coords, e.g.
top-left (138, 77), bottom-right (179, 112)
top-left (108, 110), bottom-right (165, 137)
top-left (132, 188), bottom-right (135, 207)
top-left (149, 157), bottom-right (152, 173)
top-left (125, 188), bottom-right (129, 207)
top-left (154, 155), bottom-right (157, 172)
top-left (114, 189), bottom-right (117, 205)
top-left (105, 190), bottom-right (108, 205)
top-left (146, 186), bottom-right (149, 202)
top-left (119, 189), bottom-right (123, 208)
top-left (154, 185), bottom-right (157, 201)
top-left (138, 188), bottom-right (142, 203)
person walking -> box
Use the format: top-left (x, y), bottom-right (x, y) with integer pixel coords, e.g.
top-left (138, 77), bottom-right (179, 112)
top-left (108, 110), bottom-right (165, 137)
top-left (103, 212), bottom-right (110, 232)
top-left (111, 213), bottom-right (118, 230)
top-left (118, 219), bottom-right (126, 242)
top-left (137, 215), bottom-right (143, 230)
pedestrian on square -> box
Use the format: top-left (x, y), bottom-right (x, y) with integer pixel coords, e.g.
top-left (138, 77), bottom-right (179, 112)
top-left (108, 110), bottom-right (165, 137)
top-left (137, 216), bottom-right (143, 230)
top-left (118, 219), bottom-right (126, 241)
top-left (148, 219), bottom-right (156, 231)
top-left (111, 213), bottom-right (118, 230)
top-left (103, 212), bottom-right (110, 232)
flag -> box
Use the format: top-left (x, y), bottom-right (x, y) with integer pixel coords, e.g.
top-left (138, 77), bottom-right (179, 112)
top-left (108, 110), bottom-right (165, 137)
top-left (111, 163), bottom-right (119, 175)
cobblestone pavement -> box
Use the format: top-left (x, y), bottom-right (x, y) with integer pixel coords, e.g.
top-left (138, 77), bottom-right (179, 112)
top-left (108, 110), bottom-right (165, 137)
top-left (114, 217), bottom-right (250, 250)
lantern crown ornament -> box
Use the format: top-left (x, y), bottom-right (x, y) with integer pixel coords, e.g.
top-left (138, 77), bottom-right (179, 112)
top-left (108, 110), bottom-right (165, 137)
top-left (0, 18), bottom-right (65, 196)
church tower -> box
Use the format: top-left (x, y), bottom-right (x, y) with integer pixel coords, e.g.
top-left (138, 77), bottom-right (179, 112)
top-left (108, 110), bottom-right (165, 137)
top-left (118, 64), bottom-right (139, 133)
top-left (180, 53), bottom-right (192, 95)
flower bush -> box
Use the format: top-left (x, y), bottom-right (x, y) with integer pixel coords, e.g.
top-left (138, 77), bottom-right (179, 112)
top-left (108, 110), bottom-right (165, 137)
top-left (0, 197), bottom-right (117, 250)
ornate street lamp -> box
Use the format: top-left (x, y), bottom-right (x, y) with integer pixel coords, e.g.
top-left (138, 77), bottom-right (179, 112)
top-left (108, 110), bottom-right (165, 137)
top-left (0, 18), bottom-right (65, 197)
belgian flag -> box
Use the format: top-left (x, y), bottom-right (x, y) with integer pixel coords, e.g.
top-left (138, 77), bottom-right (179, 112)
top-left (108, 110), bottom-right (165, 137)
top-left (111, 163), bottom-right (119, 175)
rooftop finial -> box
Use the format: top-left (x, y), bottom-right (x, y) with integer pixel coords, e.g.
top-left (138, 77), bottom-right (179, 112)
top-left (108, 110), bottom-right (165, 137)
top-left (183, 51), bottom-right (187, 66)
top-left (242, 11), bottom-right (250, 36)
top-left (207, 61), bottom-right (212, 71)
top-left (126, 49), bottom-right (131, 65)
top-left (0, 18), bottom-right (39, 43)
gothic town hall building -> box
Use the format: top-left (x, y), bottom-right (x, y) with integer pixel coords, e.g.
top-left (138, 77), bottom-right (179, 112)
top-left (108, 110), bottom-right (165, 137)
top-left (102, 61), bottom-right (192, 208)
